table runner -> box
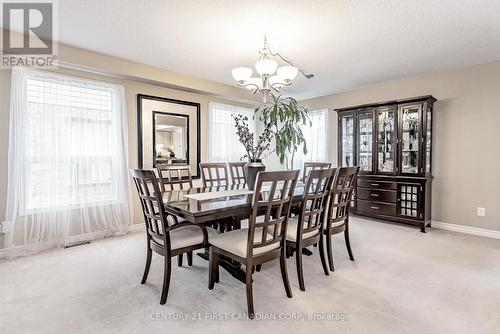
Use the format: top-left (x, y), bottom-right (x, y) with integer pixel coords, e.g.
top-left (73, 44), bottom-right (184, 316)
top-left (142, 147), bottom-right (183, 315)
top-left (183, 189), bottom-right (254, 201)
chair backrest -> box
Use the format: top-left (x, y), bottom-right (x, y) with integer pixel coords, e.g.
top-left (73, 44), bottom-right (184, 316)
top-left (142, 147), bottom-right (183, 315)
top-left (246, 170), bottom-right (300, 259)
top-left (302, 162), bottom-right (332, 182)
top-left (326, 166), bottom-right (360, 230)
top-left (157, 164), bottom-right (193, 191)
top-left (200, 162), bottom-right (229, 187)
top-left (130, 169), bottom-right (170, 247)
top-left (228, 162), bottom-right (247, 185)
top-left (295, 168), bottom-right (337, 240)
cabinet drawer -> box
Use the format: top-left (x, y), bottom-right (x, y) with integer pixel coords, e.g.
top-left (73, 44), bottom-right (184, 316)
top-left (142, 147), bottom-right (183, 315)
top-left (357, 200), bottom-right (396, 216)
top-left (357, 188), bottom-right (397, 203)
top-left (357, 179), bottom-right (397, 190)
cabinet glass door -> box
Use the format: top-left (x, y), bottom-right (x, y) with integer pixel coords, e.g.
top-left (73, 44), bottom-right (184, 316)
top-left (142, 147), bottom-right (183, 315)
top-left (376, 109), bottom-right (396, 173)
top-left (400, 105), bottom-right (421, 174)
top-left (426, 109), bottom-right (432, 174)
top-left (398, 184), bottom-right (421, 219)
top-left (357, 112), bottom-right (373, 172)
top-left (340, 115), bottom-right (354, 167)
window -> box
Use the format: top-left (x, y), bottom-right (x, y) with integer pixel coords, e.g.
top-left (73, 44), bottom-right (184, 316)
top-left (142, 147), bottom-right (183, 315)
top-left (11, 69), bottom-right (129, 212)
top-left (207, 102), bottom-right (255, 162)
top-left (292, 109), bottom-right (329, 170)
top-left (6, 68), bottom-right (131, 255)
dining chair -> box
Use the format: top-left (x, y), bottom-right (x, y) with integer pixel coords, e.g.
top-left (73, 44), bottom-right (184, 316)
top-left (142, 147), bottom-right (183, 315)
top-left (290, 162), bottom-right (332, 216)
top-left (157, 163), bottom-right (195, 266)
top-left (323, 166), bottom-right (360, 271)
top-left (208, 169), bottom-right (300, 318)
top-left (200, 162), bottom-right (229, 187)
top-left (157, 164), bottom-right (193, 191)
top-left (302, 162), bottom-right (332, 182)
top-left (200, 162), bottom-right (238, 233)
top-left (228, 162), bottom-right (247, 185)
top-left (130, 169), bottom-right (218, 305)
top-left (286, 168), bottom-right (336, 290)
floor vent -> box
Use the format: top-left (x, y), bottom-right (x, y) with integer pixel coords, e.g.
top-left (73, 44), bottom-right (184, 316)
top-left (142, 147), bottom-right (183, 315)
top-left (64, 241), bottom-right (91, 248)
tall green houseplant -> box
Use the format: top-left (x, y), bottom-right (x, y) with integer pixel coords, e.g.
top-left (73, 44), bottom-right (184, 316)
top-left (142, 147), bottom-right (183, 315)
top-left (256, 94), bottom-right (311, 169)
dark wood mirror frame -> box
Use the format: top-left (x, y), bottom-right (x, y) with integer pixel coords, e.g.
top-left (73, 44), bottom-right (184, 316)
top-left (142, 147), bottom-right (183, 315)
top-left (137, 94), bottom-right (201, 178)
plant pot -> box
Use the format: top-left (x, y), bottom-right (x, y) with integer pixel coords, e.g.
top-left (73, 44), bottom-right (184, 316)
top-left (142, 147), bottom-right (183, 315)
top-left (244, 159), bottom-right (265, 190)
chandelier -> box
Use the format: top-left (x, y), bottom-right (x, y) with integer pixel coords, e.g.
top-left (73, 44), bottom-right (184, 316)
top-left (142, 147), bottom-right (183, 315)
top-left (231, 36), bottom-right (313, 102)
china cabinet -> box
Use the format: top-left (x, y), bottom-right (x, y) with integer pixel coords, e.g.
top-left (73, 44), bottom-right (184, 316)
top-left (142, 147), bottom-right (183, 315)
top-left (336, 96), bottom-right (435, 232)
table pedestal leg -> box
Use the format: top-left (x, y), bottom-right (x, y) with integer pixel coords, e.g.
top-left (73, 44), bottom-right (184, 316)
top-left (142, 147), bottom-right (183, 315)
top-left (302, 248), bottom-right (313, 256)
top-left (197, 250), bottom-right (246, 283)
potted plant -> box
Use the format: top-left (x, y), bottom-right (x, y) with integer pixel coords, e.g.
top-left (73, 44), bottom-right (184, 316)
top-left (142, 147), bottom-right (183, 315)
top-left (255, 94), bottom-right (311, 170)
top-left (233, 114), bottom-right (273, 190)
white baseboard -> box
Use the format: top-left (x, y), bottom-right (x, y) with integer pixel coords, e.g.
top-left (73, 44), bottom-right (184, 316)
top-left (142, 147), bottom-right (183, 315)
top-left (0, 225), bottom-right (145, 259)
top-left (432, 221), bottom-right (500, 240)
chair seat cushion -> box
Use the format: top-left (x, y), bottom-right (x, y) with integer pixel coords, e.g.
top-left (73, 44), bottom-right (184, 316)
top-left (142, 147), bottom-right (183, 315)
top-left (152, 226), bottom-right (218, 250)
top-left (286, 217), bottom-right (320, 242)
top-left (166, 214), bottom-right (186, 226)
top-left (209, 228), bottom-right (279, 258)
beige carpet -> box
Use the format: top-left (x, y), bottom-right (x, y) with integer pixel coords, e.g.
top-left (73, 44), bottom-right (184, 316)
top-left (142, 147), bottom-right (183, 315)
top-left (1, 216), bottom-right (499, 334)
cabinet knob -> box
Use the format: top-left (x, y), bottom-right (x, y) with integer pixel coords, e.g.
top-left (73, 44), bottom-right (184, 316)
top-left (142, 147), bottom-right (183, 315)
top-left (370, 183), bottom-right (379, 187)
top-left (370, 193), bottom-right (379, 197)
top-left (370, 206), bottom-right (380, 210)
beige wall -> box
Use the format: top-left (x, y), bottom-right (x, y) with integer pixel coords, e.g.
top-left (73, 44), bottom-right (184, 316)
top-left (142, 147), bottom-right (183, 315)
top-left (1, 34), bottom-right (499, 249)
top-left (301, 61), bottom-right (500, 232)
top-left (0, 41), bottom-right (257, 249)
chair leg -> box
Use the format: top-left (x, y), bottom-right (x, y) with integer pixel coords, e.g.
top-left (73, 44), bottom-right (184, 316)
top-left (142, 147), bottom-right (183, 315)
top-left (295, 244), bottom-right (306, 291)
top-left (246, 267), bottom-right (255, 319)
top-left (187, 251), bottom-right (193, 266)
top-left (177, 254), bottom-right (183, 267)
top-left (208, 248), bottom-right (219, 289)
top-left (256, 264), bottom-right (262, 272)
top-left (344, 224), bottom-right (355, 261)
top-left (141, 246), bottom-right (152, 284)
top-left (326, 233), bottom-right (335, 272)
top-left (160, 256), bottom-right (172, 305)
top-left (318, 235), bottom-right (329, 276)
top-left (279, 249), bottom-right (293, 298)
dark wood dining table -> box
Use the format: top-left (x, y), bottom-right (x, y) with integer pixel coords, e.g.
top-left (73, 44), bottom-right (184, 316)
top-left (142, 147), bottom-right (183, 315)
top-left (162, 183), bottom-right (306, 282)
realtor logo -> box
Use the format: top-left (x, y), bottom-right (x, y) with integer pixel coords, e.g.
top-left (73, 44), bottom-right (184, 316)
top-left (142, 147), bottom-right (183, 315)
top-left (1, 0), bottom-right (57, 68)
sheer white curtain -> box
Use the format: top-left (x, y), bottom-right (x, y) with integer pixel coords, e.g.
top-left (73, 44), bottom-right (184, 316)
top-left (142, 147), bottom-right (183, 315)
top-left (5, 67), bottom-right (131, 258)
top-left (292, 109), bottom-right (329, 170)
top-left (207, 102), bottom-right (255, 162)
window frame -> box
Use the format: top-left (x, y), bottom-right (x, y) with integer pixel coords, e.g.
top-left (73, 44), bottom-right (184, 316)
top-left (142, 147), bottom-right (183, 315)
top-left (20, 70), bottom-right (126, 215)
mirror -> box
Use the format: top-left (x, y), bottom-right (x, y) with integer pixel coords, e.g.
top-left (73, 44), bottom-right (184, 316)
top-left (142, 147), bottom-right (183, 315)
top-left (137, 94), bottom-right (201, 178)
top-left (153, 112), bottom-right (188, 166)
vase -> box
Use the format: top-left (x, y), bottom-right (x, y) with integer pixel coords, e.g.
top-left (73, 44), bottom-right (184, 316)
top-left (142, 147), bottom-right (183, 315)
top-left (244, 159), bottom-right (265, 190)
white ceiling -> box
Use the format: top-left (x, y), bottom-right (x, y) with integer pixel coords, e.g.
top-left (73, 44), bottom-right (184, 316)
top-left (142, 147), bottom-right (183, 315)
top-left (21, 1), bottom-right (500, 99)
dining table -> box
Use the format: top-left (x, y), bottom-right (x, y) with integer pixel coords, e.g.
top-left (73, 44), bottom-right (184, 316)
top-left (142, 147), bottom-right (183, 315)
top-left (162, 183), bottom-right (308, 282)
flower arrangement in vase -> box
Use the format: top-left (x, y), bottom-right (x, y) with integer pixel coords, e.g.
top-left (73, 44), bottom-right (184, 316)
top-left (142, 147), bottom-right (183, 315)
top-left (232, 113), bottom-right (273, 189)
